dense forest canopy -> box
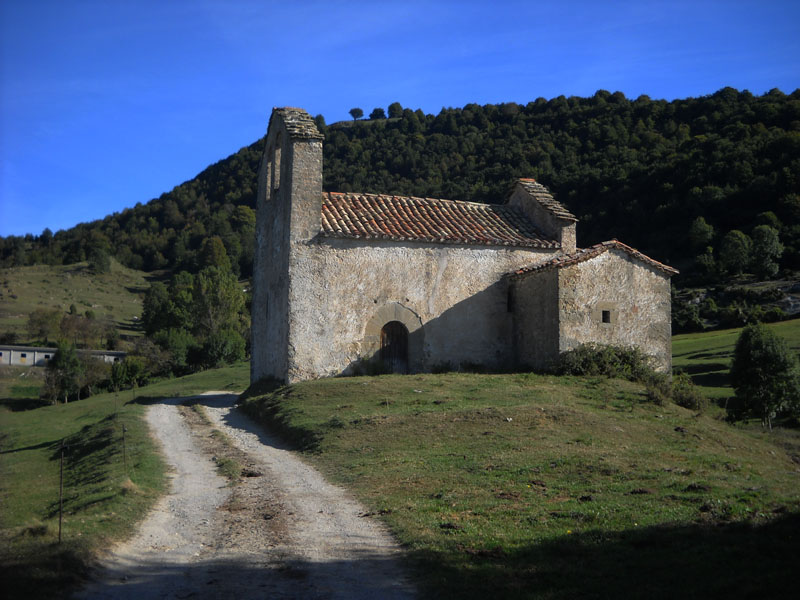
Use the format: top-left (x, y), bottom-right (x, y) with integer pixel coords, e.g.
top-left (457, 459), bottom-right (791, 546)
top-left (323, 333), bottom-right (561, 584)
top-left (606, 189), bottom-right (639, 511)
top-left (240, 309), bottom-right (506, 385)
top-left (2, 87), bottom-right (799, 282)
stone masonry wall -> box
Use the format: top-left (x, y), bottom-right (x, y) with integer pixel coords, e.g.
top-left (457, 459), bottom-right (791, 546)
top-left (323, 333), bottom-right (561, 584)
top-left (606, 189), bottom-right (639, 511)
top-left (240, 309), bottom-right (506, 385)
top-left (507, 187), bottom-right (576, 253)
top-left (557, 250), bottom-right (673, 372)
top-left (285, 238), bottom-right (555, 382)
top-left (251, 116), bottom-right (323, 383)
top-left (512, 269), bottom-right (560, 370)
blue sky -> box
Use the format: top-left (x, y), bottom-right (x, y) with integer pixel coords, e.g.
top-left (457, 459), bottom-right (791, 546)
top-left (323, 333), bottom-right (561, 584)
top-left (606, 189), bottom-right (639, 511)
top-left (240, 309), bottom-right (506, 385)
top-left (1, 0), bottom-right (798, 237)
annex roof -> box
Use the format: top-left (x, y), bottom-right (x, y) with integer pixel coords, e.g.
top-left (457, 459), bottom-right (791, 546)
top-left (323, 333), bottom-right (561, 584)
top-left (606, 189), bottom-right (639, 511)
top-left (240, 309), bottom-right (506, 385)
top-left (515, 178), bottom-right (577, 221)
top-left (320, 192), bottom-right (560, 248)
top-left (510, 239), bottom-right (678, 278)
top-left (270, 107), bottom-right (324, 140)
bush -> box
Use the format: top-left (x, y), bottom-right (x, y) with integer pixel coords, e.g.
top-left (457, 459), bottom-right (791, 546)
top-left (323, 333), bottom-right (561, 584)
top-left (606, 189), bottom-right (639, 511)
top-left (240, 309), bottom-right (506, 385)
top-left (556, 344), bottom-right (653, 382)
top-left (671, 372), bottom-right (708, 412)
top-left (644, 372), bottom-right (672, 406)
top-left (197, 329), bottom-right (246, 368)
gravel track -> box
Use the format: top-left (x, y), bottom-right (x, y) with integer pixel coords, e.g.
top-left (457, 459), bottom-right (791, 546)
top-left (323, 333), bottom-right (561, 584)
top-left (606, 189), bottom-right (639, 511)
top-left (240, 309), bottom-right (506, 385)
top-left (75, 393), bottom-right (416, 600)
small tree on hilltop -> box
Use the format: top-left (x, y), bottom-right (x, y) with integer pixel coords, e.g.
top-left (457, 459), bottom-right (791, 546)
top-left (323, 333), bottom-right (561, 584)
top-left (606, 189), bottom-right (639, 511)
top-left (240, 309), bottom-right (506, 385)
top-left (729, 323), bottom-right (800, 430)
top-left (388, 102), bottom-right (403, 118)
top-left (349, 107), bottom-right (364, 121)
top-left (369, 107), bottom-right (386, 120)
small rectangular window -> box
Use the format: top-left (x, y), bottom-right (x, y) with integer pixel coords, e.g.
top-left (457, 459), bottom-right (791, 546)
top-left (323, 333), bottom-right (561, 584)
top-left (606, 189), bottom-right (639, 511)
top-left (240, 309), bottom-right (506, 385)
top-left (44, 354), bottom-right (51, 359)
top-left (601, 310), bottom-right (611, 324)
top-left (21, 353), bottom-right (27, 358)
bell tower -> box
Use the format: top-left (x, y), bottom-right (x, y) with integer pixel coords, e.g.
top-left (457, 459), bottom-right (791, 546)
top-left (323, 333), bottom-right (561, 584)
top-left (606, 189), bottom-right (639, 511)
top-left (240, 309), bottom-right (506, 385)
top-left (251, 108), bottom-right (323, 383)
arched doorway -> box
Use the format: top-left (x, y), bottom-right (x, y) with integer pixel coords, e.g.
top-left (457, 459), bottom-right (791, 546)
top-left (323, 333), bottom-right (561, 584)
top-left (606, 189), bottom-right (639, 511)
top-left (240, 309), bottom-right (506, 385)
top-left (380, 321), bottom-right (409, 373)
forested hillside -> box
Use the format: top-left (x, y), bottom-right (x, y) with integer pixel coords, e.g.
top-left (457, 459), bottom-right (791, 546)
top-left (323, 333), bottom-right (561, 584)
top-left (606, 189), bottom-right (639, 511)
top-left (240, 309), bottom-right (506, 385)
top-left (2, 88), bottom-right (799, 282)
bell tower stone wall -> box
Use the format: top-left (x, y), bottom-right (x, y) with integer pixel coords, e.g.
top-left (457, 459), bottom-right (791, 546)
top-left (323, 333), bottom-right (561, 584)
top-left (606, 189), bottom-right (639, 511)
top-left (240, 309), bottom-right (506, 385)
top-left (251, 108), bottom-right (323, 383)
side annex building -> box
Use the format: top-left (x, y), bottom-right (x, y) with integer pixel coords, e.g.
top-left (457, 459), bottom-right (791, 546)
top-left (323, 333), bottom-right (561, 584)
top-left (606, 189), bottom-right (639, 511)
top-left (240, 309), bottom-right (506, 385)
top-left (251, 107), bottom-right (677, 384)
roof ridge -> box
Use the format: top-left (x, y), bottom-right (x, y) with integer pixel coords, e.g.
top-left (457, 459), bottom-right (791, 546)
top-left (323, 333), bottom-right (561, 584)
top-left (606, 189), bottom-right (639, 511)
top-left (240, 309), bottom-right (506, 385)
top-left (510, 239), bottom-right (678, 277)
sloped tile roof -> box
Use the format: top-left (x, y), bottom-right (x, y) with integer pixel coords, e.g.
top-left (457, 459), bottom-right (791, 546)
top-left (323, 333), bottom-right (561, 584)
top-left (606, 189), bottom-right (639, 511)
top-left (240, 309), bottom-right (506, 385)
top-left (515, 178), bottom-right (577, 221)
top-left (510, 239), bottom-right (678, 278)
top-left (270, 107), bottom-right (324, 140)
top-left (321, 192), bottom-right (560, 248)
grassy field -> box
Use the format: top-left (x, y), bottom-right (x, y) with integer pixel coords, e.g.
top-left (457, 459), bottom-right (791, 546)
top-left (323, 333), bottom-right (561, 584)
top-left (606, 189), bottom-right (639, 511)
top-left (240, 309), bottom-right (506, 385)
top-left (0, 361), bottom-right (250, 599)
top-left (673, 317), bottom-right (800, 400)
top-left (240, 373), bottom-right (800, 599)
top-left (4, 315), bottom-right (800, 599)
top-left (0, 260), bottom-right (154, 341)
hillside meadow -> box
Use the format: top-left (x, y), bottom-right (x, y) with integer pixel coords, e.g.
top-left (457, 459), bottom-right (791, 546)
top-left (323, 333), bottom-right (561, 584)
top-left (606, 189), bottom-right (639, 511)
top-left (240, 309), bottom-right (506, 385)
top-left (0, 259), bottom-right (152, 342)
top-left (240, 372), bottom-right (800, 599)
top-left (2, 320), bottom-right (800, 598)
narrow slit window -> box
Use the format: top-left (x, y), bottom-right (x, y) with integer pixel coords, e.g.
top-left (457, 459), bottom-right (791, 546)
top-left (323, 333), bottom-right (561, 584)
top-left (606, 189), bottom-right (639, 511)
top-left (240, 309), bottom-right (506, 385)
top-left (272, 134), bottom-right (282, 191)
top-left (601, 310), bottom-right (611, 324)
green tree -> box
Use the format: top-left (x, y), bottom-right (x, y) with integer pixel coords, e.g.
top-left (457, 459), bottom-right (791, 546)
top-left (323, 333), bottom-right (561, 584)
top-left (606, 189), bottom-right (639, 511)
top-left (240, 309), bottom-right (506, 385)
top-left (191, 266), bottom-right (246, 337)
top-left (111, 356), bottom-right (148, 391)
top-left (198, 236), bottom-right (231, 271)
top-left (88, 248), bottom-right (111, 273)
top-left (199, 328), bottom-right (246, 368)
top-left (369, 107), bottom-right (386, 120)
top-left (153, 328), bottom-right (198, 374)
top-left (751, 224), bottom-right (783, 279)
top-left (719, 230), bottom-right (752, 275)
top-left (141, 282), bottom-right (171, 336)
top-left (694, 246), bottom-right (717, 280)
top-left (81, 355), bottom-right (110, 397)
top-left (44, 342), bottom-right (85, 403)
top-left (27, 308), bottom-right (62, 344)
top-left (688, 216), bottom-right (714, 250)
top-left (730, 323), bottom-right (800, 430)
top-left (349, 107), bottom-right (364, 121)
top-left (388, 102), bottom-right (403, 118)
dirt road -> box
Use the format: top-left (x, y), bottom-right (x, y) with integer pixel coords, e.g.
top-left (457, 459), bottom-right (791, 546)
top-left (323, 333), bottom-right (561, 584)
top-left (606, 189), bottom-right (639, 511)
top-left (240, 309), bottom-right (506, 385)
top-left (75, 393), bottom-right (416, 599)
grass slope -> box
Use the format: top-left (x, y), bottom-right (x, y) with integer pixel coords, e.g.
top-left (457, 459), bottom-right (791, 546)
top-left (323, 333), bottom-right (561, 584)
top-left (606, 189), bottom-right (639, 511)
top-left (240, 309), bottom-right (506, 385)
top-left (673, 317), bottom-right (800, 399)
top-left (0, 361), bottom-right (249, 599)
top-left (240, 373), bottom-right (800, 599)
top-left (0, 259), bottom-right (153, 341)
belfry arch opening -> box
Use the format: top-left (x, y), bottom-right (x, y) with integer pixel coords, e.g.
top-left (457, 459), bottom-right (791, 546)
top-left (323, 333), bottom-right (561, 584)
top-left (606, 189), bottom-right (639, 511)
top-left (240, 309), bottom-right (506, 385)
top-left (380, 321), bottom-right (409, 373)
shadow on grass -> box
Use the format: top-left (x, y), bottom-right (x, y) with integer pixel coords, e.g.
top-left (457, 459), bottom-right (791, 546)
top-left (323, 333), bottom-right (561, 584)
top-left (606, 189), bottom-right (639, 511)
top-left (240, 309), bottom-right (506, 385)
top-left (677, 362), bottom-right (731, 389)
top-left (690, 371), bottom-right (730, 388)
top-left (678, 362), bottom-right (729, 376)
top-left (0, 396), bottom-right (50, 411)
top-left (411, 512), bottom-right (799, 599)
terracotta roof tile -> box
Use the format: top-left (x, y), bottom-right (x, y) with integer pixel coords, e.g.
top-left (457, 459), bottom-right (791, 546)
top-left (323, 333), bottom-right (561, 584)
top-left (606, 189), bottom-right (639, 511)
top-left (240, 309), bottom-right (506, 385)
top-left (510, 239), bottom-right (678, 277)
top-left (321, 192), bottom-right (560, 248)
top-left (271, 107), bottom-right (324, 140)
top-left (515, 179), bottom-right (577, 221)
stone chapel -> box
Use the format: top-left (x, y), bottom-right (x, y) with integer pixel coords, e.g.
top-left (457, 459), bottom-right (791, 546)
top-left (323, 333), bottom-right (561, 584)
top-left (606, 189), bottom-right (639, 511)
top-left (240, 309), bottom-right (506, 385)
top-left (251, 107), bottom-right (677, 384)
